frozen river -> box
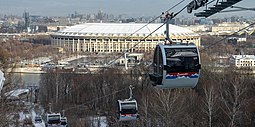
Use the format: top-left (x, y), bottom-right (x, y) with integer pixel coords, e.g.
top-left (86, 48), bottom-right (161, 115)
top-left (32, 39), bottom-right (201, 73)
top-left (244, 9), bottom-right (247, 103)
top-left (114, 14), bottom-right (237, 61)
top-left (13, 73), bottom-right (41, 86)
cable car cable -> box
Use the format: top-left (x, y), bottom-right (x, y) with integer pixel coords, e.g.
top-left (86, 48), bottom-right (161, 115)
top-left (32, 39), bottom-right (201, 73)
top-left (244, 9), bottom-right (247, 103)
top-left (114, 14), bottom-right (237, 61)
top-left (78, 0), bottom-right (186, 67)
top-left (123, 0), bottom-right (186, 40)
top-left (105, 0), bottom-right (247, 69)
top-left (74, 1), bottom-right (187, 67)
top-left (108, 22), bottom-right (166, 66)
top-left (219, 6), bottom-right (255, 13)
top-left (200, 22), bottom-right (255, 52)
top-left (55, 0), bottom-right (232, 115)
top-left (108, 4), bottom-right (189, 66)
top-left (63, 87), bottom-right (129, 112)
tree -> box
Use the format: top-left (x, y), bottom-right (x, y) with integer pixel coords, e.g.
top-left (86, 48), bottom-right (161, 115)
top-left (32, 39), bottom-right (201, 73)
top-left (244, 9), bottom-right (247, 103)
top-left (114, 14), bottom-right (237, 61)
top-left (149, 89), bottom-right (186, 127)
top-left (198, 68), bottom-right (220, 127)
top-left (219, 68), bottom-right (252, 126)
top-left (202, 83), bottom-right (219, 127)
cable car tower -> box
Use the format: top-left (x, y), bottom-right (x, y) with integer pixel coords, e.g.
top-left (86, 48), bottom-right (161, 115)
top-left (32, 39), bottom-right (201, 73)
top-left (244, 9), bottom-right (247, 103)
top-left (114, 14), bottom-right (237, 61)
top-left (149, 12), bottom-right (201, 89)
top-left (117, 85), bottom-right (139, 121)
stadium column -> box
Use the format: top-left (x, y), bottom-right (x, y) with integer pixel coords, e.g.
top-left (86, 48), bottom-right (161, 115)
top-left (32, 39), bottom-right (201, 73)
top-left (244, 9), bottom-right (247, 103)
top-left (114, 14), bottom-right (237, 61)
top-left (124, 39), bottom-right (127, 52)
top-left (77, 39), bottom-right (80, 52)
top-left (93, 39), bottom-right (96, 52)
top-left (89, 39), bottom-right (91, 52)
top-left (72, 39), bottom-right (75, 52)
top-left (130, 39), bottom-right (133, 52)
top-left (67, 38), bottom-right (70, 51)
top-left (101, 39), bottom-right (103, 52)
top-left (55, 38), bottom-right (58, 47)
top-left (118, 39), bottom-right (120, 52)
top-left (138, 39), bottom-right (141, 52)
top-left (111, 39), bottom-right (113, 53)
top-left (83, 39), bottom-right (86, 52)
top-left (145, 39), bottom-right (148, 52)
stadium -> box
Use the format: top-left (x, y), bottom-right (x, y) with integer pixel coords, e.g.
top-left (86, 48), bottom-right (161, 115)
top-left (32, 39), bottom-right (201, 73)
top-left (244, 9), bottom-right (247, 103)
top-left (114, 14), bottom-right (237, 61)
top-left (51, 23), bottom-right (200, 53)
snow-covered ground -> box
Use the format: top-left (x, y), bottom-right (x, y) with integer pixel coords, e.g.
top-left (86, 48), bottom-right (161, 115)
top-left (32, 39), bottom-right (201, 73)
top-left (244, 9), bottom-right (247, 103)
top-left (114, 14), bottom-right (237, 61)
top-left (5, 88), bottom-right (30, 97)
top-left (14, 102), bottom-right (46, 127)
top-left (90, 116), bottom-right (108, 127)
top-left (6, 100), bottom-right (69, 127)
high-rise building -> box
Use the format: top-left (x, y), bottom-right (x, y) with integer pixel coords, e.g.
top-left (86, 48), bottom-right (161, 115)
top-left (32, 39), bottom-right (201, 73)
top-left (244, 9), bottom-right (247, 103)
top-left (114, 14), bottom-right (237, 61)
top-left (97, 9), bottom-right (104, 20)
top-left (23, 11), bottom-right (30, 29)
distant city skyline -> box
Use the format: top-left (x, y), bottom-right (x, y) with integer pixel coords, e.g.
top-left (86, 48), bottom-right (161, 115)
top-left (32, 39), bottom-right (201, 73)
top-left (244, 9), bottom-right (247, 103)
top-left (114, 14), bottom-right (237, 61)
top-left (0, 0), bottom-right (255, 18)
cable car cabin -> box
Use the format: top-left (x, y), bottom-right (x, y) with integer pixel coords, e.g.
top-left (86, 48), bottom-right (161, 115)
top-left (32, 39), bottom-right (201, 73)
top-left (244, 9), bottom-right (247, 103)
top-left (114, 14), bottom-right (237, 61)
top-left (46, 113), bottom-right (61, 125)
top-left (60, 117), bottom-right (68, 126)
top-left (149, 43), bottom-right (201, 88)
top-left (117, 99), bottom-right (139, 121)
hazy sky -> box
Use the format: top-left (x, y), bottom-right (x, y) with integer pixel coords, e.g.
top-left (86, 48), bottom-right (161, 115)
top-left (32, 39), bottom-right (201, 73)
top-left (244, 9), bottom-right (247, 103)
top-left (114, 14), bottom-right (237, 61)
top-left (0, 0), bottom-right (254, 18)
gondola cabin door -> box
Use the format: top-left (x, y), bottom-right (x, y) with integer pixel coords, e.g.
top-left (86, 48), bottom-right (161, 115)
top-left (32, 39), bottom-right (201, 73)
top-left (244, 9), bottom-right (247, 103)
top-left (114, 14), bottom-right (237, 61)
top-left (150, 44), bottom-right (164, 85)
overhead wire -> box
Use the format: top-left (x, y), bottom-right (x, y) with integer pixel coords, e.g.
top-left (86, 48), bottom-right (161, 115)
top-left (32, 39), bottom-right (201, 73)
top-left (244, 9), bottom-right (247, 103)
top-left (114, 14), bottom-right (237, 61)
top-left (58, 3), bottom-right (188, 110)
top-left (206, 0), bottom-right (217, 6)
top-left (56, 0), bottom-right (247, 117)
top-left (81, 0), bottom-right (186, 66)
top-left (39, 0), bottom-right (255, 126)
top-left (121, 0), bottom-right (186, 40)
top-left (79, 0), bottom-right (185, 65)
top-left (84, 0), bottom-right (251, 67)
top-left (108, 3), bottom-right (189, 65)
top-left (219, 6), bottom-right (255, 13)
top-left (107, 23), bottom-right (166, 65)
top-left (200, 22), bottom-right (255, 52)
top-left (57, 1), bottom-right (189, 113)
top-left (63, 86), bottom-right (128, 112)
top-left (57, 0), bottom-right (249, 113)
top-left (45, 1), bottom-right (255, 126)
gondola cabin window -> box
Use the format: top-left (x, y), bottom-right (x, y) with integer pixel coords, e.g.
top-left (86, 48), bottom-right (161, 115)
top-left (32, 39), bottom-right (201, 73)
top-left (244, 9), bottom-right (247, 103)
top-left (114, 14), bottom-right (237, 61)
top-left (120, 102), bottom-right (137, 114)
top-left (165, 48), bottom-right (199, 73)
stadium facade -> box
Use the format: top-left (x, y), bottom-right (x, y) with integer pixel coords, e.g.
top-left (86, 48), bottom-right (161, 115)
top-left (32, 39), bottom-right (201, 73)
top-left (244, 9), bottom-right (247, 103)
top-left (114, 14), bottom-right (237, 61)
top-left (51, 23), bottom-right (200, 53)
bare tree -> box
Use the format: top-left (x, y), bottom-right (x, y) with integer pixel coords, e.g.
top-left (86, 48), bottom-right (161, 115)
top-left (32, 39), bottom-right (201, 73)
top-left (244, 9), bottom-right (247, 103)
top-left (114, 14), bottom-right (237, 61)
top-left (219, 69), bottom-right (252, 127)
top-left (0, 42), bottom-right (24, 126)
top-left (149, 89), bottom-right (185, 127)
top-left (197, 68), bottom-right (220, 127)
top-left (202, 84), bottom-right (219, 127)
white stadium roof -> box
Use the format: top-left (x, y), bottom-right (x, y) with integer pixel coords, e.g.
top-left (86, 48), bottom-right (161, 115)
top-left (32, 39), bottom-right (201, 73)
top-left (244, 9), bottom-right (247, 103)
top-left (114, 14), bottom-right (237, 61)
top-left (55, 23), bottom-right (198, 37)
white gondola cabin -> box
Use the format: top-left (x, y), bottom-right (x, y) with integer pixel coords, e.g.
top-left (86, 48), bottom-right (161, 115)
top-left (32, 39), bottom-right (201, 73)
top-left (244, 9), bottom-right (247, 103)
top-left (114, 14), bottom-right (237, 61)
top-left (0, 70), bottom-right (5, 93)
top-left (149, 43), bottom-right (201, 88)
top-left (117, 99), bottom-right (139, 121)
top-left (46, 113), bottom-right (61, 125)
